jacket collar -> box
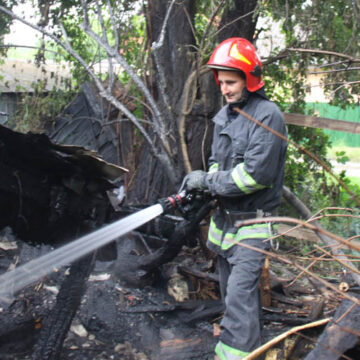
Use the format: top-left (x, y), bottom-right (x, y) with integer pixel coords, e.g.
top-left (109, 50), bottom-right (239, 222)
top-left (213, 88), bottom-right (268, 126)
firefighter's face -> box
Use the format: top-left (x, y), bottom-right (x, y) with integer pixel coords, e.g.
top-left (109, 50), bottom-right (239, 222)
top-left (218, 70), bottom-right (246, 103)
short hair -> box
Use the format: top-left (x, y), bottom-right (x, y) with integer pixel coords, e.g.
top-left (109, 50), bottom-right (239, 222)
top-left (215, 68), bottom-right (246, 80)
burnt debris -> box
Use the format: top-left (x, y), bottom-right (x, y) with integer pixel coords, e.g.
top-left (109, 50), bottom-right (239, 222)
top-left (1, 83), bottom-right (360, 360)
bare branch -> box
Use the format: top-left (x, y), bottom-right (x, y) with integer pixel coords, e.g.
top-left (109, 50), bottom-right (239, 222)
top-left (106, 0), bottom-right (119, 52)
top-left (152, 0), bottom-right (176, 51)
top-left (0, 3), bottom-right (177, 185)
top-left (94, 0), bottom-right (108, 43)
top-left (93, 0), bottom-right (116, 93)
top-left (151, 0), bottom-right (176, 134)
top-left (0, 44), bottom-right (58, 54)
top-left (78, 0), bottom-right (171, 155)
top-left (287, 47), bottom-right (360, 63)
top-left (237, 238), bottom-right (360, 305)
top-left (214, 9), bottom-right (256, 38)
top-left (330, 80), bottom-right (360, 95)
top-left (313, 244), bottom-right (360, 276)
top-left (309, 67), bottom-right (360, 75)
top-left (234, 107), bottom-right (360, 207)
top-left (282, 187), bottom-right (360, 286)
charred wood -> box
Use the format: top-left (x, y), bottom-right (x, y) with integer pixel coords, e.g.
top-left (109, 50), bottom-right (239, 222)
top-left (31, 253), bottom-right (95, 360)
top-left (247, 318), bottom-right (331, 360)
top-left (0, 123), bottom-right (126, 358)
top-left (304, 294), bottom-right (360, 360)
top-left (178, 300), bottom-right (224, 324)
top-left (178, 265), bottom-right (219, 283)
top-left (159, 336), bottom-right (212, 360)
top-left (120, 299), bottom-right (223, 314)
top-left (0, 301), bottom-right (43, 358)
top-left (112, 200), bottom-right (217, 287)
top-left (263, 313), bottom-right (318, 326)
top-left (271, 291), bottom-right (304, 307)
top-left (262, 297), bottom-right (324, 326)
top-left (120, 297), bottom-right (225, 325)
top-left (0, 123), bottom-right (124, 245)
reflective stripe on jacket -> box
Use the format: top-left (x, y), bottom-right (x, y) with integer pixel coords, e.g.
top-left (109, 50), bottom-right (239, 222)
top-left (204, 94), bottom-right (287, 212)
top-left (204, 93), bottom-right (287, 251)
top-left (208, 216), bottom-right (272, 250)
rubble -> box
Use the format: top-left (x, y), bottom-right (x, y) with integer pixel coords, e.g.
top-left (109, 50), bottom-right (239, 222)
top-left (0, 84), bottom-right (359, 359)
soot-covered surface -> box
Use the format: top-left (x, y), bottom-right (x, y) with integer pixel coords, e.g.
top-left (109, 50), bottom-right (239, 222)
top-left (0, 227), bottom-right (218, 360)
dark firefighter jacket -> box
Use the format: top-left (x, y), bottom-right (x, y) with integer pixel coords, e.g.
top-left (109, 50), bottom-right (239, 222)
top-left (203, 92), bottom-right (288, 252)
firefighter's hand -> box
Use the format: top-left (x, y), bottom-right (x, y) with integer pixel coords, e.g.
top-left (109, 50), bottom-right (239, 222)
top-left (183, 170), bottom-right (207, 191)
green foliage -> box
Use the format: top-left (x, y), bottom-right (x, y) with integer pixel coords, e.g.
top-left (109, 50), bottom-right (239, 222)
top-left (266, 0), bottom-right (360, 107)
top-left (2, 0), bottom-right (359, 214)
top-left (329, 146), bottom-right (360, 163)
top-left (258, 0), bottom-right (360, 220)
top-left (0, 1), bottom-right (16, 35)
top-left (0, 0), bottom-right (19, 56)
top-left (9, 85), bottom-right (72, 133)
top-left (335, 150), bottom-right (350, 165)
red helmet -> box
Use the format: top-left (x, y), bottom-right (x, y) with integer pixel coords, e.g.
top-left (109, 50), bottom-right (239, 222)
top-left (207, 37), bottom-right (264, 92)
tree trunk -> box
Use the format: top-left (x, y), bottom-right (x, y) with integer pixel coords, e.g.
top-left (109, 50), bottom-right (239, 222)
top-left (127, 0), bottom-right (259, 204)
top-left (127, 0), bottom-right (197, 203)
top-left (218, 0), bottom-right (258, 42)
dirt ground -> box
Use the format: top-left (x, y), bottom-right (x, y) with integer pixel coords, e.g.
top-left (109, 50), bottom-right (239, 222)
top-left (1, 224), bottom-right (360, 360)
top-left (0, 227), bottom-right (218, 360)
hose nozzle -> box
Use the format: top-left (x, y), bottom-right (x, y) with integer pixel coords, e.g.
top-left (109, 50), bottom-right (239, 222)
top-left (158, 191), bottom-right (186, 213)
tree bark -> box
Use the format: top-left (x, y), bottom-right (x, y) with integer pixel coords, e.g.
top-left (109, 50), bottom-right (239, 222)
top-left (127, 0), bottom-right (197, 203)
top-left (218, 0), bottom-right (258, 42)
top-left (127, 0), bottom-right (260, 204)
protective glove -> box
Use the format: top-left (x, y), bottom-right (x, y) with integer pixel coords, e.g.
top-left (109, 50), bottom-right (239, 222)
top-left (183, 170), bottom-right (207, 191)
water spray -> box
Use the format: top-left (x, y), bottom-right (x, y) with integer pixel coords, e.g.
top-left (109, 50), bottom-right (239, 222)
top-left (0, 192), bottom-right (189, 300)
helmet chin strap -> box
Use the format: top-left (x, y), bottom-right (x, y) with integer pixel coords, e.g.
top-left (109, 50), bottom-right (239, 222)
top-left (228, 86), bottom-right (268, 112)
top-left (229, 88), bottom-right (250, 109)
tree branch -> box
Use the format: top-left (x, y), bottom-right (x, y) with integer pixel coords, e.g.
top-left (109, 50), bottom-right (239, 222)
top-left (151, 0), bottom-right (176, 137)
top-left (0, 3), bottom-right (177, 185)
top-left (178, 66), bottom-right (210, 173)
top-left (287, 47), bottom-right (360, 63)
top-left (282, 186), bottom-right (360, 286)
top-left (79, 0), bottom-right (171, 157)
top-left (234, 107), bottom-right (360, 207)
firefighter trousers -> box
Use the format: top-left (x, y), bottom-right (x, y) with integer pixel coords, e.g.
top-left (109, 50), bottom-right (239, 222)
top-left (217, 238), bottom-right (269, 354)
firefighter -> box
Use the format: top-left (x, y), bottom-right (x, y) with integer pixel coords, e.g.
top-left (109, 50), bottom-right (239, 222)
top-left (183, 38), bottom-right (288, 359)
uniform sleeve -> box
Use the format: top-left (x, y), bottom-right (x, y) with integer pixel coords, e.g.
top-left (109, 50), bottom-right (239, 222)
top-left (204, 108), bottom-right (286, 197)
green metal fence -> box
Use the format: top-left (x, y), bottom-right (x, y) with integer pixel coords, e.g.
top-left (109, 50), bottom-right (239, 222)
top-left (307, 103), bottom-right (360, 147)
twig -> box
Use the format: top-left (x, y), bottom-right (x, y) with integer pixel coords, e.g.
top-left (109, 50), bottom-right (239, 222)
top-left (287, 48), bottom-right (360, 63)
top-left (313, 244), bottom-right (360, 276)
top-left (282, 187), bottom-right (360, 287)
top-left (178, 66), bottom-right (210, 173)
top-left (234, 107), bottom-right (360, 207)
top-left (236, 240), bottom-right (360, 307)
top-left (285, 252), bottom-right (327, 288)
top-left (244, 318), bottom-right (331, 360)
top-left (151, 0), bottom-right (176, 133)
top-left (237, 216), bottom-right (360, 254)
top-left (331, 80), bottom-right (360, 95)
top-left (309, 67), bottom-right (360, 75)
top-left (0, 44), bottom-right (58, 54)
top-left (214, 9), bottom-right (256, 38)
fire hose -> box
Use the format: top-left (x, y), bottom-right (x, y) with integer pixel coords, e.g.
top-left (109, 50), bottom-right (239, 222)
top-left (0, 189), bottom-right (208, 300)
